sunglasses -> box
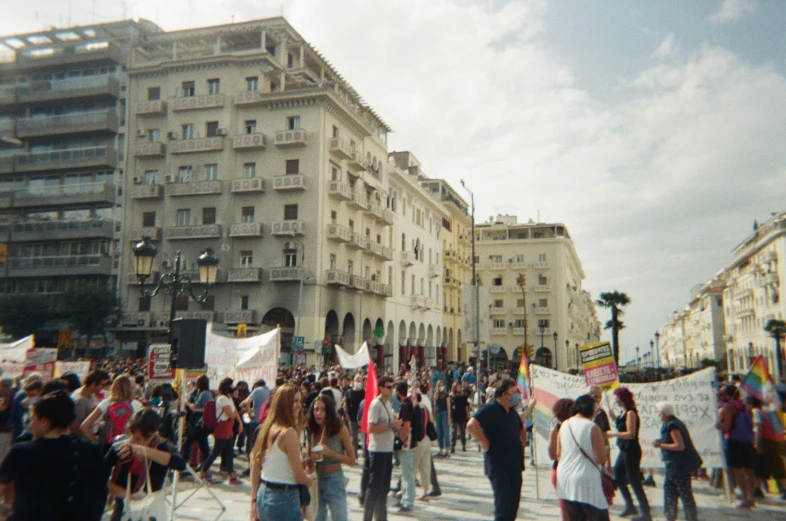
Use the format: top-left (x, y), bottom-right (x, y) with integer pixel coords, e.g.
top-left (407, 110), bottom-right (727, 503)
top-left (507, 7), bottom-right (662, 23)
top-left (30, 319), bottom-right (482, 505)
top-left (384, 385), bottom-right (394, 389)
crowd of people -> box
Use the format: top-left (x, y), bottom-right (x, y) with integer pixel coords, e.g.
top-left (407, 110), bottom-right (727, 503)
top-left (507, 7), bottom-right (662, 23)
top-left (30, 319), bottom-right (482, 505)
top-left (0, 355), bottom-right (782, 521)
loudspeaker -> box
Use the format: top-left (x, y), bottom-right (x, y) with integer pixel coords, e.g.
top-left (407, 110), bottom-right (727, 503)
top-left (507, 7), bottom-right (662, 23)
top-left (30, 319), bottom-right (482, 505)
top-left (169, 318), bottom-right (207, 369)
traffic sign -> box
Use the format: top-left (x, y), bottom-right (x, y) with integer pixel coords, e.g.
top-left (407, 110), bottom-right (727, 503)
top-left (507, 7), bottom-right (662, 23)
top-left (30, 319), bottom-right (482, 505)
top-left (292, 336), bottom-right (305, 350)
top-left (489, 344), bottom-right (501, 355)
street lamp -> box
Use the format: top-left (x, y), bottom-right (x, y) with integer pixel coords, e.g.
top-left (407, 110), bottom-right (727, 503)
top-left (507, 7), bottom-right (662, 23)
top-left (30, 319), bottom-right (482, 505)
top-left (636, 346), bottom-right (640, 374)
top-left (575, 343), bottom-right (580, 373)
top-left (460, 179), bottom-right (481, 408)
top-left (565, 339), bottom-right (569, 371)
top-left (649, 339), bottom-right (655, 380)
top-left (517, 273), bottom-right (528, 362)
top-left (654, 331), bottom-right (661, 381)
top-left (552, 331), bottom-right (558, 370)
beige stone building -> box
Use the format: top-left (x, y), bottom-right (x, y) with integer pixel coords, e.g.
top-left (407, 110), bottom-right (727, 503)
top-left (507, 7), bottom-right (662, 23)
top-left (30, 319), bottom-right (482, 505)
top-left (474, 215), bottom-right (599, 371)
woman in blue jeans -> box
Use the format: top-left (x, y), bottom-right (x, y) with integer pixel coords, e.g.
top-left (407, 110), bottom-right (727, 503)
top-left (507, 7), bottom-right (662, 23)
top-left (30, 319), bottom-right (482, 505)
top-left (306, 394), bottom-right (356, 521)
top-left (434, 386), bottom-right (450, 457)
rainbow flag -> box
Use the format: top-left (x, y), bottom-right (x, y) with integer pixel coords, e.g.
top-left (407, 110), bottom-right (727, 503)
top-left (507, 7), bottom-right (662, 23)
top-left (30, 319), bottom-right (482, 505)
top-left (740, 355), bottom-right (773, 401)
top-left (516, 352), bottom-right (530, 399)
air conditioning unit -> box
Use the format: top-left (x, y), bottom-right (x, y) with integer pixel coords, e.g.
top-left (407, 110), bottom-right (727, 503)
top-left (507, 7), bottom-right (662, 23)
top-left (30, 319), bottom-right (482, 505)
top-left (136, 129), bottom-right (147, 138)
top-left (216, 128), bottom-right (228, 136)
top-left (158, 321), bottom-right (166, 327)
top-left (137, 319), bottom-right (145, 326)
top-left (167, 131), bottom-right (177, 140)
top-left (164, 175), bottom-right (174, 183)
top-left (162, 260), bottom-right (171, 268)
top-left (132, 177), bottom-right (142, 184)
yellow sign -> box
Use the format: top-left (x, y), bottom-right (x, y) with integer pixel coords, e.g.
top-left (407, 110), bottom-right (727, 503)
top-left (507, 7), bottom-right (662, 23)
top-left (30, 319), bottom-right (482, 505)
top-left (578, 341), bottom-right (619, 391)
top-left (57, 330), bottom-right (72, 351)
top-left (237, 323), bottom-right (247, 339)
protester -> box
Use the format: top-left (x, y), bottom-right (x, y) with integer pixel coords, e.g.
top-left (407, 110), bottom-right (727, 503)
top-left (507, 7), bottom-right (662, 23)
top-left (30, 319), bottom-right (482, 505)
top-left (715, 384), bottom-right (756, 508)
top-left (588, 386), bottom-right (611, 467)
top-left (467, 378), bottom-right (527, 521)
top-left (241, 378), bottom-right (270, 457)
top-left (59, 372), bottom-right (81, 394)
top-left (608, 387), bottom-right (651, 521)
top-left (306, 395), bottom-right (356, 521)
top-left (652, 402), bottom-right (700, 521)
top-left (0, 390), bottom-right (108, 521)
top-left (413, 391), bottom-right (432, 501)
top-left (199, 377), bottom-right (243, 484)
top-left (10, 374), bottom-right (42, 442)
top-left (234, 381), bottom-right (250, 454)
top-left (363, 376), bottom-right (401, 521)
top-left (80, 374), bottom-right (143, 445)
top-left (345, 374), bottom-right (365, 458)
top-left (70, 370), bottom-right (110, 436)
top-left (393, 380), bottom-right (416, 512)
top-left (450, 382), bottom-right (469, 453)
top-left (434, 383), bottom-right (450, 457)
top-left (549, 398), bottom-right (575, 521)
top-left (183, 375), bottom-right (212, 468)
top-left (0, 379), bottom-right (14, 462)
top-left (747, 395), bottom-right (786, 499)
top-left (250, 383), bottom-right (313, 521)
top-left (555, 395), bottom-right (610, 521)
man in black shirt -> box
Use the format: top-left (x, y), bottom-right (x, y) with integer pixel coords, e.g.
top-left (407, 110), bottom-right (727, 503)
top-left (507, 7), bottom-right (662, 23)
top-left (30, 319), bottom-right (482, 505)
top-left (468, 378), bottom-right (527, 521)
top-left (0, 390), bottom-right (109, 521)
top-left (346, 375), bottom-right (366, 457)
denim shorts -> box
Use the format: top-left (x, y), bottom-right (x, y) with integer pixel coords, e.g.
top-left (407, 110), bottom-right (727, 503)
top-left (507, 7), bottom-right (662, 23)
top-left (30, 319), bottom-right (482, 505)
top-left (257, 482), bottom-right (302, 521)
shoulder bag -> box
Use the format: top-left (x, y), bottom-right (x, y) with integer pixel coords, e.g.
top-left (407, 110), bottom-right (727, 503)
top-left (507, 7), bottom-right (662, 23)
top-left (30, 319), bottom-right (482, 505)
top-left (567, 423), bottom-right (616, 506)
top-left (123, 443), bottom-right (169, 521)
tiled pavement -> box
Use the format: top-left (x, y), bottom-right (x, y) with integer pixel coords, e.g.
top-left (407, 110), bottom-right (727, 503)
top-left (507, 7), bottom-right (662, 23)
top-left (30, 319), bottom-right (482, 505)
top-left (170, 443), bottom-right (786, 521)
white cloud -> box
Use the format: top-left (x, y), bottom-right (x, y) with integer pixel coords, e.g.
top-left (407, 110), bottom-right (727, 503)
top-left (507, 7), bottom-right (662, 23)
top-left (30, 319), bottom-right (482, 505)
top-left (651, 33), bottom-right (676, 60)
top-left (710, 0), bottom-right (757, 25)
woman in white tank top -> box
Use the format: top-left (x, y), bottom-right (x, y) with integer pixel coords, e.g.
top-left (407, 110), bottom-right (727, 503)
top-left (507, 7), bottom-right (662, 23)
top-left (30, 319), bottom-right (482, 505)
top-left (250, 383), bottom-right (314, 521)
top-left (556, 395), bottom-right (610, 521)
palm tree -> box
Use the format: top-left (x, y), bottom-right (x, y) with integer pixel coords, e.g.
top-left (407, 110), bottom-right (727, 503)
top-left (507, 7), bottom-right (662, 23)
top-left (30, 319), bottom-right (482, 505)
top-left (596, 291), bottom-right (631, 366)
top-left (764, 318), bottom-right (786, 380)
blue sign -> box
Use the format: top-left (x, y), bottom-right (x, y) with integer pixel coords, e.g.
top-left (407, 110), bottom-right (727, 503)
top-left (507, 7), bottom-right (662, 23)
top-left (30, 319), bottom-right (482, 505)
top-left (292, 336), bottom-right (305, 351)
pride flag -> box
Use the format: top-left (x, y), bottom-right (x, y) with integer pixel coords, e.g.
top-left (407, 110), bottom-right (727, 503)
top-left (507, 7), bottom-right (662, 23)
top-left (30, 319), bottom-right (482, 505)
top-left (740, 355), bottom-right (773, 402)
top-left (516, 352), bottom-right (530, 399)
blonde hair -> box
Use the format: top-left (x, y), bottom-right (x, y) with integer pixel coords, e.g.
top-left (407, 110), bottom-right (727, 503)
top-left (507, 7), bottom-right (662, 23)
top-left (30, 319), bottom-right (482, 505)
top-left (250, 383), bottom-right (302, 467)
top-left (109, 375), bottom-right (134, 402)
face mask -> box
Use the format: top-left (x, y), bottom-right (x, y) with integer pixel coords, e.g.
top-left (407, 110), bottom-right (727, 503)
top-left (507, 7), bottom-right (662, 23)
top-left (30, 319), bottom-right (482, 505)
top-left (510, 393), bottom-right (521, 408)
top-left (353, 382), bottom-right (362, 390)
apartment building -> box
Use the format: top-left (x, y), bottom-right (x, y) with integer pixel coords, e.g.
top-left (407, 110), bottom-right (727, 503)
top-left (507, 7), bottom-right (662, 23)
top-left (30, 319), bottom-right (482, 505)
top-left (0, 20), bottom-right (157, 344)
top-left (119, 18), bottom-right (398, 364)
top-left (419, 177), bottom-right (472, 363)
top-left (384, 152), bottom-right (448, 370)
top-left (474, 215), bottom-right (599, 371)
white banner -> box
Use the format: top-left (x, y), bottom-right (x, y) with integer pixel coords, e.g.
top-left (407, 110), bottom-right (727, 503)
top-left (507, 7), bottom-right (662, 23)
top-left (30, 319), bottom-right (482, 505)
top-left (530, 365), bottom-right (722, 469)
top-left (54, 361), bottom-right (91, 381)
top-left (205, 327), bottom-right (279, 385)
top-left (335, 342), bottom-right (370, 369)
top-left (0, 336), bottom-right (35, 363)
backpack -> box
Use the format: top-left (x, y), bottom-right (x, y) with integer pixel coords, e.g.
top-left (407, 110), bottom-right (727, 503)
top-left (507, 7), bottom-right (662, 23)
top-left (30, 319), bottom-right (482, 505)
top-left (105, 401), bottom-right (132, 443)
top-left (202, 398), bottom-right (219, 431)
top-left (411, 404), bottom-right (425, 444)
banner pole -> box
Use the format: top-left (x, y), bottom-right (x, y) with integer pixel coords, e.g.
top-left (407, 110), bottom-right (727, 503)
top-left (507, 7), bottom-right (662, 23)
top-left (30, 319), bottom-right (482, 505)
top-left (531, 368), bottom-right (540, 500)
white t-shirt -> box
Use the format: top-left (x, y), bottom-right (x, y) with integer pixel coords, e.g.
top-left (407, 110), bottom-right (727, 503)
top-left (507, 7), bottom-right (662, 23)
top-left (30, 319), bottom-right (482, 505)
top-left (215, 394), bottom-right (235, 421)
top-left (368, 397), bottom-right (395, 453)
top-left (96, 399), bottom-right (144, 416)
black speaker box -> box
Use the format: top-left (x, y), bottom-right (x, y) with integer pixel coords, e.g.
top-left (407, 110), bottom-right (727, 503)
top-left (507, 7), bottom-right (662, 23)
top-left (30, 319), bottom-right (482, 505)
top-left (169, 318), bottom-right (207, 369)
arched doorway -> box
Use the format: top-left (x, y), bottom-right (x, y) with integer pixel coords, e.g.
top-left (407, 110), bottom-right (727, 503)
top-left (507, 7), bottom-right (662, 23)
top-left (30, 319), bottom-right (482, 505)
top-left (262, 307), bottom-right (295, 362)
top-left (398, 320), bottom-right (408, 372)
top-left (488, 345), bottom-right (509, 371)
top-left (362, 318), bottom-right (373, 350)
top-left (384, 320), bottom-right (394, 371)
top-left (408, 322), bottom-right (417, 365)
top-left (342, 313), bottom-right (356, 352)
top-left (535, 347), bottom-right (553, 369)
top-left (324, 310), bottom-right (340, 366)
top-left (457, 329), bottom-right (463, 363)
top-left (426, 325), bottom-right (434, 368)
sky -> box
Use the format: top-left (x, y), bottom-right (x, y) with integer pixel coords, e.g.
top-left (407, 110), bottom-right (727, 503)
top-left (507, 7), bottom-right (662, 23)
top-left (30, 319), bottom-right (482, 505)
top-left (3, 0), bottom-right (786, 364)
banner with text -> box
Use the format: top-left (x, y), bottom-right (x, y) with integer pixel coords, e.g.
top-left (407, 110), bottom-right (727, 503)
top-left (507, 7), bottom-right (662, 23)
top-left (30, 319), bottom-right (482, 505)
top-left (205, 327), bottom-right (279, 385)
top-left (54, 361), bottom-right (91, 381)
top-left (530, 365), bottom-right (722, 468)
top-left (148, 344), bottom-right (175, 382)
top-left (579, 341), bottom-right (619, 391)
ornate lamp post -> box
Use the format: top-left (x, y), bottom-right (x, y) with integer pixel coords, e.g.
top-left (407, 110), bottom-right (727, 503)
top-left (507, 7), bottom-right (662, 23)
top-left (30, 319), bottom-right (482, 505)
top-left (460, 180), bottom-right (481, 407)
top-left (552, 331), bottom-right (558, 370)
top-left (654, 331), bottom-right (661, 380)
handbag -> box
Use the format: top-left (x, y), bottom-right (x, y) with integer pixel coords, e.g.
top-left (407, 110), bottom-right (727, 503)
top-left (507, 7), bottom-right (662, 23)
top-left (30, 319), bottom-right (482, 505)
top-left (122, 445), bottom-right (169, 521)
top-left (426, 420), bottom-right (438, 441)
top-left (567, 423), bottom-right (616, 506)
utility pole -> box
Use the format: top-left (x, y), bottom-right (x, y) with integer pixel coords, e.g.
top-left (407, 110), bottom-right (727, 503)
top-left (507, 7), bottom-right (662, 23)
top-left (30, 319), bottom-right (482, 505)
top-left (517, 273), bottom-right (527, 360)
top-left (461, 180), bottom-right (481, 409)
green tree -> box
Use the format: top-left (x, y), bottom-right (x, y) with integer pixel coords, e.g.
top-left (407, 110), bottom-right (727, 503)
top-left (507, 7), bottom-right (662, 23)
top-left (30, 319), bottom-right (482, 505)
top-left (58, 281), bottom-right (119, 359)
top-left (0, 293), bottom-right (52, 339)
top-left (596, 290), bottom-right (631, 366)
top-left (764, 318), bottom-right (786, 379)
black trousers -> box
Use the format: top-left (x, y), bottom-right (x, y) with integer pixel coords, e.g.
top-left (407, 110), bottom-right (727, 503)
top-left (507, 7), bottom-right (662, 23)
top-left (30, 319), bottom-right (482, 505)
top-left (182, 423), bottom-right (210, 467)
top-left (202, 437), bottom-right (234, 474)
top-left (363, 451), bottom-right (393, 521)
top-left (360, 445), bottom-right (371, 500)
top-left (430, 456), bottom-right (441, 494)
top-left (614, 445), bottom-right (650, 514)
top-left (565, 500), bottom-right (610, 521)
top-left (489, 471), bottom-right (522, 521)
top-left (663, 475), bottom-right (697, 521)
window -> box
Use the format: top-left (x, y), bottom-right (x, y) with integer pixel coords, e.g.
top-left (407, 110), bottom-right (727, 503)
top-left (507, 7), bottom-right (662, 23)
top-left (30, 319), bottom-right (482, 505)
top-left (178, 166), bottom-right (192, 182)
top-left (329, 254), bottom-right (336, 270)
top-left (201, 296), bottom-right (214, 311)
top-left (517, 299), bottom-right (525, 308)
top-left (401, 271), bottom-right (406, 295)
top-left (182, 81), bottom-right (195, 97)
top-left (514, 254), bottom-right (524, 263)
top-left (265, 44), bottom-right (276, 55)
top-left (148, 129), bottom-right (160, 142)
top-left (332, 126), bottom-right (339, 138)
top-left (287, 54), bottom-right (294, 68)
top-left (285, 159), bottom-right (299, 175)
top-left (493, 299), bottom-right (504, 308)
top-left (330, 211), bottom-right (337, 224)
top-left (138, 296), bottom-right (151, 312)
top-left (204, 164), bottom-right (218, 181)
top-left (207, 78), bottom-right (220, 94)
top-left (492, 277), bottom-right (503, 286)
top-left (348, 219), bottom-right (354, 231)
top-left (514, 319), bottom-right (525, 328)
top-left (206, 121), bottom-right (219, 137)
top-left (330, 164), bottom-right (339, 181)
top-left (176, 209), bottom-right (191, 226)
top-left (245, 120), bottom-right (257, 134)
top-left (144, 170), bottom-right (157, 185)
top-left (539, 298), bottom-right (548, 307)
top-left (174, 296), bottom-right (189, 311)
top-left (401, 233), bottom-right (406, 251)
top-left (284, 204), bottom-right (298, 220)
top-left (538, 319), bottom-right (550, 328)
top-left (493, 319), bottom-right (505, 328)
top-left (202, 207), bottom-right (216, 225)
top-left (142, 212), bottom-right (156, 227)
top-left (182, 124), bottom-right (194, 139)
top-left (411, 274), bottom-right (415, 294)
top-left (492, 255), bottom-right (502, 262)
top-left (348, 260), bottom-right (354, 275)
top-left (246, 76), bottom-right (258, 92)
top-left (241, 207), bottom-right (254, 223)
top-left (539, 275), bottom-right (548, 285)
top-left (287, 116), bottom-right (300, 130)
top-left (147, 87), bottom-right (160, 101)
top-left (240, 250), bottom-right (253, 267)
top-left (241, 296), bottom-right (249, 310)
top-left (285, 248), bottom-right (298, 267)
top-left (243, 163), bottom-right (256, 178)
top-left (538, 253), bottom-right (547, 262)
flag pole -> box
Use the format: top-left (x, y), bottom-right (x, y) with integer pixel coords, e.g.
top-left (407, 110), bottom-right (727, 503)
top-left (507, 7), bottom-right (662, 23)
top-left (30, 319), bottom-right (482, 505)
top-left (531, 368), bottom-right (540, 500)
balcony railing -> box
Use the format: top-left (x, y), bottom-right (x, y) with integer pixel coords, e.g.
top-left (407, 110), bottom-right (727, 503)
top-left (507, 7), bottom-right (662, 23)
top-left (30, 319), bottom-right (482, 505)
top-left (16, 110), bottom-right (118, 138)
top-left (348, 232), bottom-right (368, 250)
top-left (170, 137), bottom-right (224, 154)
top-left (129, 184), bottom-right (163, 199)
top-left (274, 129), bottom-right (307, 147)
top-left (231, 133), bottom-right (267, 150)
top-left (130, 227), bottom-right (162, 241)
top-left (231, 177), bottom-right (265, 193)
top-left (491, 327), bottom-right (507, 336)
top-left (122, 312), bottom-right (155, 327)
top-left (369, 202), bottom-right (392, 224)
top-left (490, 286), bottom-right (507, 294)
top-left (270, 267), bottom-right (305, 281)
top-left (428, 265), bottom-right (440, 278)
top-left (534, 285), bottom-right (551, 293)
top-left (510, 262), bottom-right (527, 269)
top-left (327, 180), bottom-right (353, 200)
top-left (167, 180), bottom-right (223, 197)
top-left (224, 310), bottom-right (258, 323)
top-left (534, 307), bottom-right (551, 315)
top-left (347, 191), bottom-right (368, 210)
top-left (270, 220), bottom-right (304, 236)
top-left (327, 224), bottom-right (351, 243)
top-left (8, 255), bottom-right (112, 277)
top-left (326, 270), bottom-right (350, 286)
top-left (228, 268), bottom-right (263, 283)
top-left (400, 251), bottom-right (414, 266)
top-left (171, 94), bottom-right (226, 111)
top-left (507, 307), bottom-right (526, 315)
top-left (533, 262), bottom-right (549, 269)
top-left (272, 174), bottom-right (305, 191)
top-left (229, 222), bottom-right (264, 237)
top-left (18, 75), bottom-right (119, 103)
top-left (737, 308), bottom-right (755, 319)
top-left (0, 156), bottom-right (13, 174)
top-left (328, 138), bottom-right (353, 159)
top-left (166, 224), bottom-right (222, 240)
top-left (350, 275), bottom-right (370, 292)
top-left (135, 99), bottom-right (167, 116)
top-left (490, 307), bottom-right (506, 315)
top-left (513, 327), bottom-right (526, 336)
top-left (133, 142), bottom-right (165, 157)
top-left (12, 182), bottom-right (115, 207)
top-left (233, 91), bottom-right (265, 106)
top-left (410, 295), bottom-right (427, 309)
top-left (487, 262), bottom-right (506, 270)
top-left (0, 219), bottom-right (115, 242)
top-left (15, 146), bottom-right (117, 172)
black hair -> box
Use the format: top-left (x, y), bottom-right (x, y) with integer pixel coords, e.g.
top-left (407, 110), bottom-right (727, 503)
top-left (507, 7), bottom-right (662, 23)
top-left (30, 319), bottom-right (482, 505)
top-left (571, 395), bottom-right (596, 419)
top-left (253, 379), bottom-right (266, 389)
top-left (41, 379), bottom-right (67, 396)
top-left (135, 375), bottom-right (145, 385)
top-left (218, 377), bottom-right (234, 396)
top-left (395, 380), bottom-right (409, 396)
top-left (59, 372), bottom-right (81, 393)
top-left (494, 378), bottom-right (517, 399)
top-left (377, 376), bottom-right (394, 389)
top-left (275, 377), bottom-right (285, 387)
top-left (127, 408), bottom-right (161, 438)
top-left (33, 390), bottom-right (75, 430)
top-left (196, 375), bottom-right (210, 392)
top-left (85, 370), bottom-right (110, 387)
top-left (306, 394), bottom-right (342, 438)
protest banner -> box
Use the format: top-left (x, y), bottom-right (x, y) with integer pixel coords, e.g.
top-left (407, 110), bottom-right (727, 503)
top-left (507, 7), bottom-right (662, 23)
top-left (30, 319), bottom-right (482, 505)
top-left (23, 348), bottom-right (57, 379)
top-left (54, 361), bottom-right (91, 381)
top-left (335, 342), bottom-right (370, 369)
top-left (530, 365), bottom-right (722, 468)
top-left (579, 341), bottom-right (619, 391)
top-left (0, 335), bottom-right (34, 363)
top-left (148, 344), bottom-right (175, 382)
top-left (205, 326), bottom-right (279, 384)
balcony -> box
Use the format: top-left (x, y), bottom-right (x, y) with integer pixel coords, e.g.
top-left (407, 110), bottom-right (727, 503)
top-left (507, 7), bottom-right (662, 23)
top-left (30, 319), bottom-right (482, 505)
top-left (171, 94), bottom-right (225, 111)
top-left (178, 312), bottom-right (216, 322)
top-left (326, 224), bottom-right (351, 243)
top-left (130, 227), bottom-right (162, 241)
top-left (761, 273), bottom-right (779, 286)
top-left (350, 275), bottom-right (370, 292)
top-left (326, 269), bottom-right (350, 286)
top-left (490, 307), bottom-right (506, 316)
top-left (274, 129), bottom-right (307, 147)
top-left (1, 219), bottom-right (115, 242)
top-left (513, 327), bottom-right (526, 336)
top-left (347, 191), bottom-right (368, 210)
top-left (129, 184), bottom-right (163, 199)
top-left (0, 156), bottom-right (14, 174)
top-left (136, 99), bottom-right (167, 117)
top-left (444, 277), bottom-right (458, 288)
top-left (410, 295), bottom-right (427, 310)
top-left (348, 153), bottom-right (369, 171)
top-left (166, 224), bottom-right (222, 240)
top-left (401, 251), bottom-right (415, 266)
top-left (490, 286), bottom-right (507, 294)
top-left (133, 142), bottom-right (165, 157)
top-left (272, 174), bottom-right (306, 191)
top-left (229, 222), bottom-right (264, 238)
top-left (327, 180), bottom-right (353, 200)
top-left (230, 177), bottom-right (265, 194)
top-left (126, 272), bottom-right (160, 285)
top-left (458, 233), bottom-right (471, 246)
top-left (0, 119), bottom-right (15, 138)
top-left (122, 312), bottom-right (155, 327)
top-left (232, 133), bottom-right (267, 150)
top-left (508, 307), bottom-right (526, 315)
top-left (8, 255), bottom-right (112, 278)
top-left (15, 43), bottom-right (125, 68)
top-left (366, 241), bottom-right (390, 259)
top-left (428, 265), bottom-right (440, 278)
top-left (224, 310), bottom-right (257, 324)
top-left (170, 137), bottom-right (224, 154)
top-left (233, 91), bottom-right (266, 106)
top-left (0, 88), bottom-right (16, 106)
top-left (328, 138), bottom-right (354, 159)
top-left (534, 285), bottom-right (551, 293)
top-left (228, 268), bottom-right (263, 283)
top-left (533, 261), bottom-right (549, 269)
top-left (737, 308), bottom-right (755, 319)
top-left (491, 327), bottom-right (507, 336)
top-left (348, 232), bottom-right (368, 250)
top-left (534, 307), bottom-right (551, 315)
top-left (487, 262), bottom-right (506, 270)
top-left (16, 110), bottom-right (118, 138)
top-left (734, 288), bottom-right (754, 300)
top-left (167, 181), bottom-right (223, 197)
top-left (269, 267), bottom-right (305, 281)
top-left (16, 146), bottom-right (117, 172)
top-left (444, 250), bottom-right (457, 264)
top-left (510, 262), bottom-right (527, 270)
top-left (12, 182), bottom-right (115, 208)
top-left (369, 202), bottom-right (393, 224)
top-left (381, 246), bottom-right (394, 261)
top-left (270, 220), bottom-right (304, 236)
top-left (18, 75), bottom-right (119, 104)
